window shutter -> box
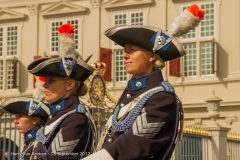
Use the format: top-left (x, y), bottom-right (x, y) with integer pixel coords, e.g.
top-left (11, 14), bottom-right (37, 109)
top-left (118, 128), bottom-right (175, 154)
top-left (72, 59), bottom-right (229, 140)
top-left (33, 56), bottom-right (42, 88)
top-left (100, 48), bottom-right (112, 82)
top-left (169, 58), bottom-right (181, 77)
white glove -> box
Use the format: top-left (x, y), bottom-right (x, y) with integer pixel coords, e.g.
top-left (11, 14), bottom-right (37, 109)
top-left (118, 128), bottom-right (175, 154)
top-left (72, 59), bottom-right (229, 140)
top-left (81, 149), bottom-right (113, 160)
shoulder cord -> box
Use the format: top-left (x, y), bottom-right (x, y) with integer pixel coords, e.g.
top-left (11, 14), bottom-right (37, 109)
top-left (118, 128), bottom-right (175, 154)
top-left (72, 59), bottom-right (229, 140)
top-left (112, 87), bottom-right (164, 133)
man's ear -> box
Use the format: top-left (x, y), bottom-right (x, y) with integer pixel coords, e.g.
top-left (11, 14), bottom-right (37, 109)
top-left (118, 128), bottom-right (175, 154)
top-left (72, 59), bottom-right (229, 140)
top-left (149, 53), bottom-right (157, 63)
top-left (67, 79), bottom-right (76, 91)
top-left (32, 117), bottom-right (41, 125)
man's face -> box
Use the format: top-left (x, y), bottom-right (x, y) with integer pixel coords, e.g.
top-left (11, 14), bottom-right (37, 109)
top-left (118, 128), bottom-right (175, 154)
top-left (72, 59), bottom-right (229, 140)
top-left (123, 44), bottom-right (156, 78)
top-left (14, 114), bottom-right (35, 134)
top-left (43, 76), bottom-right (69, 103)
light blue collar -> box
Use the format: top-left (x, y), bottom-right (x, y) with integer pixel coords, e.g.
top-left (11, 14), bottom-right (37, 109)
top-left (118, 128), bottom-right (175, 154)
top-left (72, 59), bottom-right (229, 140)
top-left (50, 101), bottom-right (65, 114)
top-left (128, 77), bottom-right (148, 92)
top-left (24, 129), bottom-right (36, 143)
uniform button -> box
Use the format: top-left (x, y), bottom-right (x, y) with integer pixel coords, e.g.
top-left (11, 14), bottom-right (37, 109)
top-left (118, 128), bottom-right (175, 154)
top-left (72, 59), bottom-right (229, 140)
top-left (126, 94), bottom-right (132, 99)
top-left (28, 134), bottom-right (32, 139)
top-left (120, 104), bottom-right (125, 108)
top-left (107, 137), bottom-right (113, 143)
top-left (33, 155), bottom-right (38, 159)
top-left (126, 94), bottom-right (131, 99)
top-left (136, 82), bottom-right (142, 87)
top-left (56, 105), bottom-right (61, 110)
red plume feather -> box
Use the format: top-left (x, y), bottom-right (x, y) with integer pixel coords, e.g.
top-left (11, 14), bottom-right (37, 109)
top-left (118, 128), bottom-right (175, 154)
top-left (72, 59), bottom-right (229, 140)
top-left (39, 76), bottom-right (45, 83)
top-left (58, 23), bottom-right (75, 34)
top-left (188, 4), bottom-right (205, 20)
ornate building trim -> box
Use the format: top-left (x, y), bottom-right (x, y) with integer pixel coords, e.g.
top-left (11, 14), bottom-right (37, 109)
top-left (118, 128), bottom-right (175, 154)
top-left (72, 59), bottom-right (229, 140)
top-left (0, 8), bottom-right (26, 21)
top-left (39, 1), bottom-right (88, 17)
top-left (27, 4), bottom-right (39, 15)
top-left (90, 0), bottom-right (101, 7)
top-left (102, 0), bottom-right (153, 9)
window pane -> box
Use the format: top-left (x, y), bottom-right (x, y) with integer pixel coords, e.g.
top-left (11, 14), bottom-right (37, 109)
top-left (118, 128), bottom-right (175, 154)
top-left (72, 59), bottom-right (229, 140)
top-left (114, 50), bottom-right (127, 82)
top-left (7, 26), bottom-right (18, 56)
top-left (131, 12), bottom-right (144, 25)
top-left (6, 60), bottom-right (18, 90)
top-left (182, 29), bottom-right (196, 39)
top-left (114, 14), bottom-right (127, 26)
top-left (114, 14), bottom-right (127, 46)
top-left (201, 42), bottom-right (213, 75)
top-left (67, 20), bottom-right (79, 50)
top-left (200, 3), bottom-right (215, 37)
top-left (51, 21), bottom-right (63, 52)
top-left (0, 61), bottom-right (3, 90)
top-left (183, 43), bottom-right (197, 77)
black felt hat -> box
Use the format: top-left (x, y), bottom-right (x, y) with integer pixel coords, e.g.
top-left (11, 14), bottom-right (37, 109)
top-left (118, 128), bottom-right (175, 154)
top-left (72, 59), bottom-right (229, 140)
top-left (1, 98), bottom-right (49, 118)
top-left (27, 23), bottom-right (95, 81)
top-left (27, 57), bottom-right (94, 82)
top-left (104, 5), bottom-right (206, 61)
top-left (104, 25), bottom-right (185, 61)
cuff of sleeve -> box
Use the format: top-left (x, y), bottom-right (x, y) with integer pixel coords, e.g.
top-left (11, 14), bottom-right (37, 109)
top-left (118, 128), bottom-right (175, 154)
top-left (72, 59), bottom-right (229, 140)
top-left (81, 149), bottom-right (113, 160)
top-left (105, 141), bottom-right (119, 159)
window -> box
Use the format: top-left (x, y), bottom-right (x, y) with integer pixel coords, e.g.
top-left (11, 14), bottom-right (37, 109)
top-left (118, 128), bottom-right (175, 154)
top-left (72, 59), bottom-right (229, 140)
top-left (113, 11), bottom-right (145, 82)
top-left (50, 19), bottom-right (79, 54)
top-left (181, 3), bottom-right (216, 77)
top-left (115, 50), bottom-right (127, 82)
top-left (0, 25), bottom-right (20, 91)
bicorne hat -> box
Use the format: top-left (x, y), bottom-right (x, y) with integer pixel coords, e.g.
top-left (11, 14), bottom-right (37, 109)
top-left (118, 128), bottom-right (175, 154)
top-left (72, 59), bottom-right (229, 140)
top-left (0, 76), bottom-right (49, 118)
top-left (104, 4), bottom-right (205, 61)
top-left (1, 98), bottom-right (49, 118)
top-left (27, 23), bottom-right (95, 82)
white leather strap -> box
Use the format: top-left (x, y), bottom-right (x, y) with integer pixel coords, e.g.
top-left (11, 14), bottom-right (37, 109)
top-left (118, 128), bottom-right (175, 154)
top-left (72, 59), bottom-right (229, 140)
top-left (44, 109), bottom-right (75, 135)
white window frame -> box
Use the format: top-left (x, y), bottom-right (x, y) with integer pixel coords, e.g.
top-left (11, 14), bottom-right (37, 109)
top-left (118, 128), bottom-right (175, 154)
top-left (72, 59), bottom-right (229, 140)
top-left (111, 10), bottom-right (147, 85)
top-left (113, 49), bottom-right (127, 82)
top-left (0, 24), bottom-right (21, 91)
top-left (112, 11), bottom-right (146, 48)
top-left (180, 2), bottom-right (218, 82)
top-left (49, 18), bottom-right (81, 57)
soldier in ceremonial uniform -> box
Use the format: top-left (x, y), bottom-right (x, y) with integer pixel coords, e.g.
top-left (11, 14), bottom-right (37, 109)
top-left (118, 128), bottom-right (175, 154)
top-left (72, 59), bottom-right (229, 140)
top-left (0, 77), bottom-right (49, 160)
top-left (27, 23), bottom-right (95, 160)
top-left (83, 4), bottom-right (205, 160)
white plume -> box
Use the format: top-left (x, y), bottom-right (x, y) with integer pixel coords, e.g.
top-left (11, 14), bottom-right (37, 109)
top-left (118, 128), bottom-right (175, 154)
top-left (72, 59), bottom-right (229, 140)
top-left (167, 9), bottom-right (201, 37)
top-left (32, 77), bottom-right (45, 102)
top-left (58, 34), bottom-right (78, 59)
